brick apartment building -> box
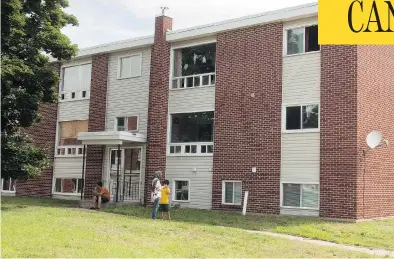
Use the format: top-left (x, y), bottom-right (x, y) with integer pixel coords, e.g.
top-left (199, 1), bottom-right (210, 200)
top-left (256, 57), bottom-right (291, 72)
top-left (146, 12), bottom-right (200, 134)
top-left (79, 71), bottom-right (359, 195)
top-left (2, 3), bottom-right (393, 220)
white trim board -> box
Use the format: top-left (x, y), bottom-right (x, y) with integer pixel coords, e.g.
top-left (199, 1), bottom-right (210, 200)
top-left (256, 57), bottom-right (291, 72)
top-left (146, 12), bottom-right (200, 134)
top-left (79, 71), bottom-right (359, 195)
top-left (166, 3), bottom-right (318, 42)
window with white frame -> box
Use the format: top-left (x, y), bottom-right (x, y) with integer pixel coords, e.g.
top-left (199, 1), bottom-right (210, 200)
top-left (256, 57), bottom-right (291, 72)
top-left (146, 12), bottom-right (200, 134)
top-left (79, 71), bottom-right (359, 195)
top-left (285, 104), bottom-right (319, 131)
top-left (222, 181), bottom-right (242, 205)
top-left (173, 180), bottom-right (189, 201)
top-left (118, 54), bottom-right (142, 79)
top-left (115, 116), bottom-right (139, 131)
top-left (169, 112), bottom-right (214, 155)
top-left (286, 25), bottom-right (319, 55)
top-left (282, 183), bottom-right (319, 209)
top-left (61, 63), bottom-right (91, 100)
top-left (172, 43), bottom-right (216, 89)
top-left (1, 178), bottom-right (16, 192)
top-left (54, 178), bottom-right (83, 194)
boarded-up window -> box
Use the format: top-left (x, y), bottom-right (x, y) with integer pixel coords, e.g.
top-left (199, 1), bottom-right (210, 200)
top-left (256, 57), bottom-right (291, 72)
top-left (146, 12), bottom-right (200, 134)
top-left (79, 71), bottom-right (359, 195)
top-left (127, 116), bottom-right (138, 131)
top-left (59, 120), bottom-right (89, 145)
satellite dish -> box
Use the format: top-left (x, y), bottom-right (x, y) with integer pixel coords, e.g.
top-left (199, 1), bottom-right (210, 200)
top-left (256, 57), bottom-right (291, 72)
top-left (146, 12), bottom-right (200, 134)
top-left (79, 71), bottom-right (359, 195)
top-left (366, 131), bottom-right (382, 149)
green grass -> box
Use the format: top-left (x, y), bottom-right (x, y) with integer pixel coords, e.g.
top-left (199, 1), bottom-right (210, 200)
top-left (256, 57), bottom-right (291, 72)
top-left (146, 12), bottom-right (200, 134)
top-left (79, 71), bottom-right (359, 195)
top-left (0, 197), bottom-right (379, 258)
top-left (104, 201), bottom-right (394, 251)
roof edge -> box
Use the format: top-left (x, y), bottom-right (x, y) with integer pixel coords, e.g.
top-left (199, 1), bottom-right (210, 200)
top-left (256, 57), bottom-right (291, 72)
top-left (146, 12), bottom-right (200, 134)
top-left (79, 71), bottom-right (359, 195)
top-left (166, 2), bottom-right (318, 42)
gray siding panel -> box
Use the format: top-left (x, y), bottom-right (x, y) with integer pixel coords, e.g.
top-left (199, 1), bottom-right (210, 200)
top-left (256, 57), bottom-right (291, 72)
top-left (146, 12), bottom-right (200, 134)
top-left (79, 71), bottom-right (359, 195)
top-left (168, 87), bottom-right (215, 113)
top-left (58, 100), bottom-right (90, 121)
top-left (53, 157), bottom-right (84, 178)
top-left (166, 156), bottom-right (213, 210)
top-left (105, 48), bottom-right (151, 135)
top-left (280, 208), bottom-right (319, 216)
top-left (281, 133), bottom-right (320, 183)
top-left (283, 53), bottom-right (320, 104)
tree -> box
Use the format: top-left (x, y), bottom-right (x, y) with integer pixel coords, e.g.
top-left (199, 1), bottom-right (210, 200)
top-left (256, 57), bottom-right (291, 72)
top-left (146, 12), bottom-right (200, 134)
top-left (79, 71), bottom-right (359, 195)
top-left (1, 0), bottom-right (78, 180)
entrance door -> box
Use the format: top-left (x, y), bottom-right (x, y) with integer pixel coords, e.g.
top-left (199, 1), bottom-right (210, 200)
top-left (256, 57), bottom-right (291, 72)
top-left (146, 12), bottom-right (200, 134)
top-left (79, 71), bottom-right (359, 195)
top-left (108, 147), bottom-right (142, 202)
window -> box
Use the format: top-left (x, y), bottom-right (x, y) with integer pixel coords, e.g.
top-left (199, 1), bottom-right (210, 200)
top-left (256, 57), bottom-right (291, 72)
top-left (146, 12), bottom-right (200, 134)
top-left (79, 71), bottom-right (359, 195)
top-left (59, 120), bottom-right (89, 145)
top-left (116, 116), bottom-right (139, 131)
top-left (1, 178), bottom-right (16, 192)
top-left (172, 43), bottom-right (216, 89)
top-left (54, 178), bottom-right (83, 194)
top-left (170, 112), bottom-right (214, 143)
top-left (110, 149), bottom-right (122, 170)
top-left (62, 63), bottom-right (92, 92)
top-left (282, 183), bottom-right (319, 209)
top-left (286, 25), bottom-right (319, 55)
top-left (285, 104), bottom-right (319, 131)
top-left (222, 181), bottom-right (242, 205)
top-left (119, 54), bottom-right (142, 79)
top-left (173, 180), bottom-right (189, 201)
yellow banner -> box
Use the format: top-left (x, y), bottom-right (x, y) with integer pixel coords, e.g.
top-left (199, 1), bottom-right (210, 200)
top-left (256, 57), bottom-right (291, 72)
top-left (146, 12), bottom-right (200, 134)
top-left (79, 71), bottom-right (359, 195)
top-left (319, 0), bottom-right (394, 44)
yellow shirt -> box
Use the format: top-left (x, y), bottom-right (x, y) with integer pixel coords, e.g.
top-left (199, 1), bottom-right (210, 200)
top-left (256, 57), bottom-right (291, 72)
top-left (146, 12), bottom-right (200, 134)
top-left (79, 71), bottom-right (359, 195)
top-left (160, 187), bottom-right (170, 204)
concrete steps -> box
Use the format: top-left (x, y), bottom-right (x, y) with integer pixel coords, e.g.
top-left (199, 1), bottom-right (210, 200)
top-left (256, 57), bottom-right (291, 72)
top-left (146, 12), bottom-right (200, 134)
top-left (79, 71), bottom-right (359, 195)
top-left (77, 199), bottom-right (141, 209)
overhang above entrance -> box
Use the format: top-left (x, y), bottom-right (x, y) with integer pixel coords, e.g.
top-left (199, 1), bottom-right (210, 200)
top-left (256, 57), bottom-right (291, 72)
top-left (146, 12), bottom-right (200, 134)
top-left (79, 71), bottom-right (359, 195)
top-left (77, 131), bottom-right (146, 145)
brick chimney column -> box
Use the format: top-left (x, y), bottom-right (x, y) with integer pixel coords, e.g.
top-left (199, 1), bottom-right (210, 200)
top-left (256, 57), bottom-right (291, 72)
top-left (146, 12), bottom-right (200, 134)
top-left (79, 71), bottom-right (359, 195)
top-left (145, 15), bottom-right (173, 205)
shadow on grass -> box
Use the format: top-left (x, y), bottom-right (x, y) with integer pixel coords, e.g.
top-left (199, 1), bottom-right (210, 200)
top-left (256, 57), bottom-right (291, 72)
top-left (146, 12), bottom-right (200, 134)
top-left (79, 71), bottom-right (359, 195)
top-left (1, 196), bottom-right (78, 212)
top-left (103, 204), bottom-right (353, 233)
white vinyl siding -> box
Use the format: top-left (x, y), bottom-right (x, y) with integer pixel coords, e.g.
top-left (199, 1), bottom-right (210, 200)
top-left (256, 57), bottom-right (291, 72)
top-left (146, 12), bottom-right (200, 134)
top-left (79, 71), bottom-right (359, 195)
top-left (282, 52), bottom-right (320, 104)
top-left (281, 21), bottom-right (320, 217)
top-left (281, 133), bottom-right (320, 183)
top-left (168, 87), bottom-right (215, 114)
top-left (106, 48), bottom-right (150, 135)
top-left (58, 101), bottom-right (90, 121)
top-left (165, 156), bottom-right (213, 210)
top-left (280, 207), bottom-right (319, 216)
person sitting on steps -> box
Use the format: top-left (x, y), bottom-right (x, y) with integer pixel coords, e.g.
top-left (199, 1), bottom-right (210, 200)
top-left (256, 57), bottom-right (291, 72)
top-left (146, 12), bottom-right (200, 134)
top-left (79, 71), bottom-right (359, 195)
top-left (90, 181), bottom-right (110, 210)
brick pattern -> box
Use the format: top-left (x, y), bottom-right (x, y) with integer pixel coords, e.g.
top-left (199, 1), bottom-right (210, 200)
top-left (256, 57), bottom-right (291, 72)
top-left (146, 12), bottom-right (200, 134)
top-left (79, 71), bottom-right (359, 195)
top-left (144, 15), bottom-right (172, 204)
top-left (212, 23), bottom-right (283, 214)
top-left (16, 103), bottom-right (58, 197)
top-left (16, 62), bottom-right (60, 197)
top-left (320, 45), bottom-right (359, 219)
top-left (357, 45), bottom-right (394, 219)
top-left (84, 53), bottom-right (109, 198)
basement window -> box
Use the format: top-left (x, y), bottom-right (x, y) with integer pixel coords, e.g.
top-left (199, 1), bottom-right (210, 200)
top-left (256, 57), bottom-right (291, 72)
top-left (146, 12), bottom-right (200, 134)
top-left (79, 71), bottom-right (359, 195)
top-left (282, 183), bottom-right (319, 209)
top-left (222, 181), bottom-right (242, 205)
top-left (54, 178), bottom-right (83, 194)
top-left (1, 178), bottom-right (16, 192)
top-left (286, 25), bottom-right (319, 55)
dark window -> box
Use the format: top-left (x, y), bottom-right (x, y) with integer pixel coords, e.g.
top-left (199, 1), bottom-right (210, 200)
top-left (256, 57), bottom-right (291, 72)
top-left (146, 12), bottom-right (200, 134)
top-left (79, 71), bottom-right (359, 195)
top-left (61, 94), bottom-right (65, 100)
top-left (82, 91), bottom-right (87, 98)
top-left (305, 25), bottom-right (319, 52)
top-left (71, 92), bottom-right (76, 99)
top-left (174, 181), bottom-right (189, 201)
top-left (117, 118), bottom-right (125, 131)
top-left (173, 43), bottom-right (216, 77)
top-left (286, 107), bottom-right (301, 130)
top-left (171, 112), bottom-right (214, 143)
top-left (283, 184), bottom-right (301, 207)
top-left (55, 178), bottom-right (62, 192)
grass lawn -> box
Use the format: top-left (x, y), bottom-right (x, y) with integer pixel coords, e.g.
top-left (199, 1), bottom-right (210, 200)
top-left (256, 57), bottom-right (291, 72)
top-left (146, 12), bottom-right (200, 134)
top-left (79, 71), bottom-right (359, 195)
top-left (0, 197), bottom-right (378, 258)
top-left (105, 202), bottom-right (394, 251)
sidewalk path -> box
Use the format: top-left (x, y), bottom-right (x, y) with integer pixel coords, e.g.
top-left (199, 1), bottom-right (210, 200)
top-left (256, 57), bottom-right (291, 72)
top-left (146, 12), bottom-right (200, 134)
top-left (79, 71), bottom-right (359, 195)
top-left (247, 230), bottom-right (394, 257)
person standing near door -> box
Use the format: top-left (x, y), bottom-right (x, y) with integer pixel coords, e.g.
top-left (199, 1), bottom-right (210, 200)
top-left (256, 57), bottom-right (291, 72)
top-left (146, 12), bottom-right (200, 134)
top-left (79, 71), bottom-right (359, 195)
top-left (151, 171), bottom-right (162, 219)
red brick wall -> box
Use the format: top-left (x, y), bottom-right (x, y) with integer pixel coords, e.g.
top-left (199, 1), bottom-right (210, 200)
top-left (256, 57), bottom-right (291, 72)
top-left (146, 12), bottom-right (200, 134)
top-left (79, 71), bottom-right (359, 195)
top-left (320, 45), bottom-right (359, 219)
top-left (144, 15), bottom-right (172, 204)
top-left (212, 22), bottom-right (283, 214)
top-left (16, 103), bottom-right (58, 197)
top-left (84, 54), bottom-right (109, 198)
top-left (357, 45), bottom-right (394, 219)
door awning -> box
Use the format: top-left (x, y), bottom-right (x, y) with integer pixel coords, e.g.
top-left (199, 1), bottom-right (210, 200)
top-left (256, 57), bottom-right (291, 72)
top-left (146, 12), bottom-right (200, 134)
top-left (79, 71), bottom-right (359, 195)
top-left (77, 131), bottom-right (146, 145)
